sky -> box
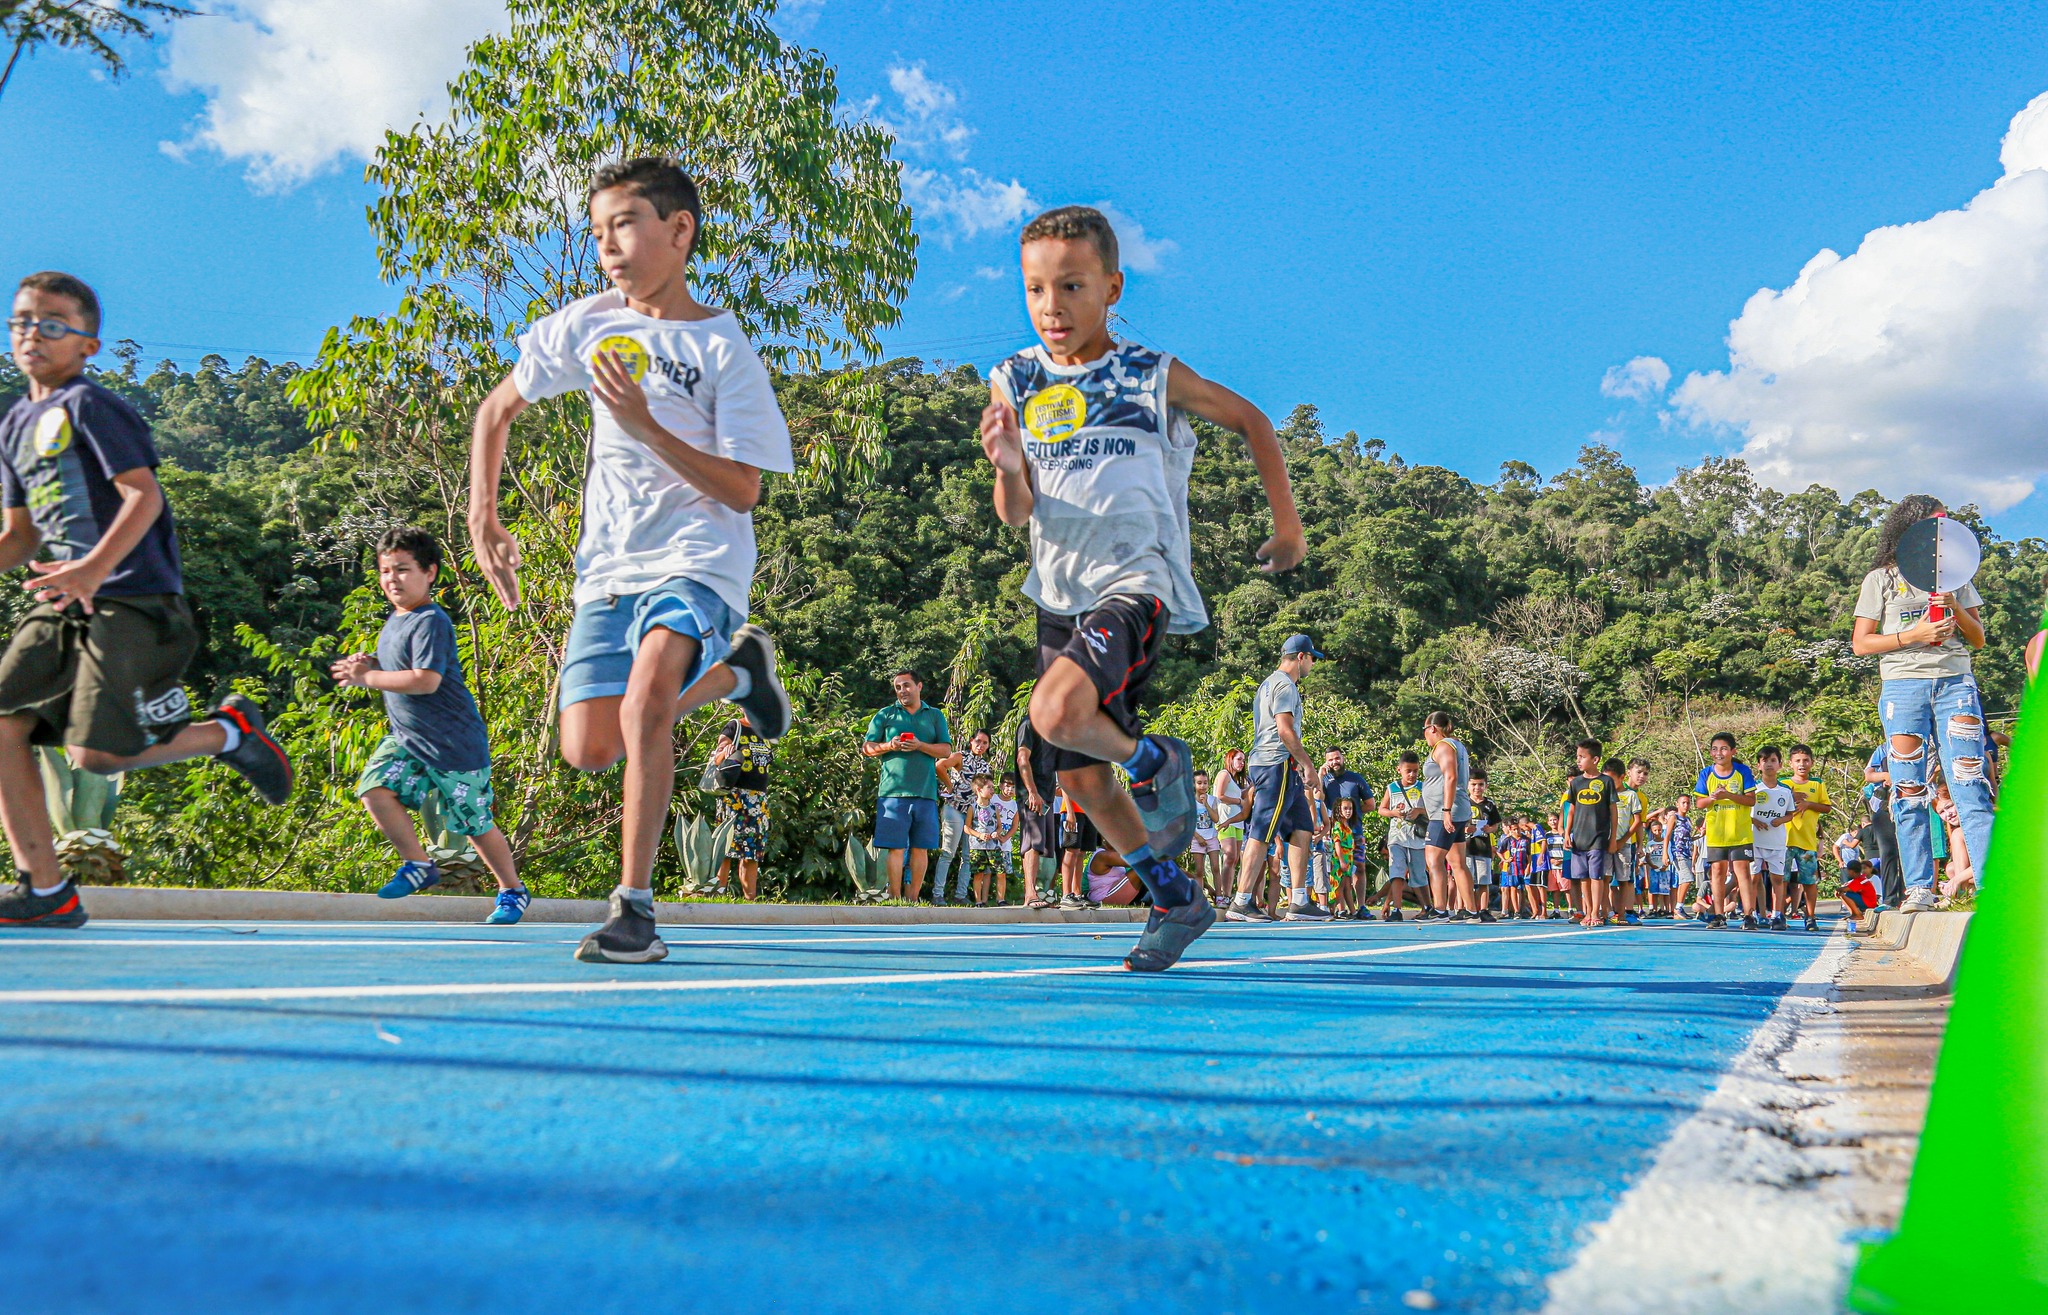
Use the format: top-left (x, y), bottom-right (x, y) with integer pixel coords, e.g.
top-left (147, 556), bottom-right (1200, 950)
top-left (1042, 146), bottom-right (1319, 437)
top-left (3, 1), bottom-right (2048, 536)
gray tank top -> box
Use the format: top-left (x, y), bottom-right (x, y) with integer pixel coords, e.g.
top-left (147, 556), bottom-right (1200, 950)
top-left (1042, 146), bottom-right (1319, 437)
top-left (1421, 737), bottom-right (1472, 823)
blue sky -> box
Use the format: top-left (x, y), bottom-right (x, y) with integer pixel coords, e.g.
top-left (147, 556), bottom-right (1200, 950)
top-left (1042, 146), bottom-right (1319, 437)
top-left (4, 0), bottom-right (2047, 536)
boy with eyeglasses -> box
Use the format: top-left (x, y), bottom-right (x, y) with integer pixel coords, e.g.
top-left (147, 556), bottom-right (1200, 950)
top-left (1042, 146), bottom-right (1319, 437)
top-left (0, 272), bottom-right (293, 928)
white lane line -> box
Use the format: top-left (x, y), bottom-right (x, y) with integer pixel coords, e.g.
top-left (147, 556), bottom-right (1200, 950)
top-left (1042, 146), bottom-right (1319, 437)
top-left (1540, 934), bottom-right (1850, 1315)
top-left (0, 938), bottom-right (530, 948)
top-left (0, 926), bottom-right (1623, 1004)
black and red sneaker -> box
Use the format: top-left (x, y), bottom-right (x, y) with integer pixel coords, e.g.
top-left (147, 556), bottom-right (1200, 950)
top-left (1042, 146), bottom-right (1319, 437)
top-left (0, 876), bottom-right (87, 928)
top-left (214, 693), bottom-right (293, 805)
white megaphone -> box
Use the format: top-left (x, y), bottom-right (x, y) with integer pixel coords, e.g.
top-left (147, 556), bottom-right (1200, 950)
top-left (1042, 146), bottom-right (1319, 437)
top-left (1895, 514), bottom-right (1980, 625)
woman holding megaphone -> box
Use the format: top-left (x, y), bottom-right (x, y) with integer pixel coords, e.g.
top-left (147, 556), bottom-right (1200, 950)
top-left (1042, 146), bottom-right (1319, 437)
top-left (1851, 495), bottom-right (1994, 912)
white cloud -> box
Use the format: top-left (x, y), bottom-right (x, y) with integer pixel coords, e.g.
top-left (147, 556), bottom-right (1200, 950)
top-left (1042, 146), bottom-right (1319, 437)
top-left (1671, 91), bottom-right (2048, 511)
top-left (161, 0), bottom-right (506, 189)
top-left (882, 62), bottom-right (973, 162)
top-left (972, 265), bottom-right (1006, 280)
top-left (774, 0), bottom-right (826, 35)
top-left (1600, 355), bottom-right (1671, 402)
top-left (1093, 201), bottom-right (1177, 274)
top-left (900, 166), bottom-right (1034, 239)
top-left (866, 61), bottom-right (1032, 240)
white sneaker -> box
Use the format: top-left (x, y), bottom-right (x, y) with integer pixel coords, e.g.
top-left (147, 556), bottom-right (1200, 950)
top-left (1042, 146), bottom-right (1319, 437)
top-left (1900, 888), bottom-right (1939, 913)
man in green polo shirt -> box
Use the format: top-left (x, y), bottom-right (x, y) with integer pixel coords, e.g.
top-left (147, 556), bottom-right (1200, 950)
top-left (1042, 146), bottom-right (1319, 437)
top-left (861, 669), bottom-right (953, 900)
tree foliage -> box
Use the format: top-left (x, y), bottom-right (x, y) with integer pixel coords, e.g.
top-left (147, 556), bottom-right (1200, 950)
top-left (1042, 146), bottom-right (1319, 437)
top-left (0, 0), bottom-right (189, 105)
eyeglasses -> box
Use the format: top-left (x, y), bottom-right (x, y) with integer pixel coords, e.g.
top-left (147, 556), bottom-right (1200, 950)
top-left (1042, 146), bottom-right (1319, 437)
top-left (6, 316), bottom-right (93, 342)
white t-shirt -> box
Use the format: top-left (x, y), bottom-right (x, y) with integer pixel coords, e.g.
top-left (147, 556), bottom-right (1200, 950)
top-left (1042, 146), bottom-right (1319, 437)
top-left (1751, 782), bottom-right (1796, 855)
top-left (513, 291), bottom-right (795, 614)
top-left (995, 798), bottom-right (1019, 852)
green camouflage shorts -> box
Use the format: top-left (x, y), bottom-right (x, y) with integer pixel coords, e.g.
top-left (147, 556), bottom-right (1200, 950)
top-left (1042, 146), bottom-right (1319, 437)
top-left (354, 735), bottom-right (497, 837)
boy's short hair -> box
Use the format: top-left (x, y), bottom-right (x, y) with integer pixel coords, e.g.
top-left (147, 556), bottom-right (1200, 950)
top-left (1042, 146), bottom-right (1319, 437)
top-left (1755, 744), bottom-right (1782, 762)
top-left (1789, 742), bottom-right (1814, 759)
top-left (1574, 738), bottom-right (1602, 759)
top-left (1398, 750), bottom-right (1421, 766)
top-left (1602, 757), bottom-right (1626, 775)
top-left (591, 157), bottom-right (703, 253)
top-left (1470, 769), bottom-right (1487, 783)
top-left (1000, 772), bottom-right (1018, 787)
top-left (18, 271), bottom-right (101, 335)
top-left (971, 773), bottom-right (994, 787)
top-left (1629, 757), bottom-right (1651, 771)
top-left (1020, 205), bottom-right (1118, 272)
top-left (1710, 731), bottom-right (1737, 750)
top-left (376, 525), bottom-right (443, 575)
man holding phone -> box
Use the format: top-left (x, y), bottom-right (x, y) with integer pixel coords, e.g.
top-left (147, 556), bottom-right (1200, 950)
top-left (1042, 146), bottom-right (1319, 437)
top-left (861, 669), bottom-right (953, 901)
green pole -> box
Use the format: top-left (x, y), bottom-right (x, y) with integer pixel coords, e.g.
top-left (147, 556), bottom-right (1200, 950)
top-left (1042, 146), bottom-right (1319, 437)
top-left (1847, 608), bottom-right (2048, 1313)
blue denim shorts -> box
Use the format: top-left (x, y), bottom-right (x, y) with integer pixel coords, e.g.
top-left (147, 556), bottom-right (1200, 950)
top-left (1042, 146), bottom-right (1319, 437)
top-left (874, 796), bottom-right (942, 851)
top-left (560, 577), bottom-right (737, 710)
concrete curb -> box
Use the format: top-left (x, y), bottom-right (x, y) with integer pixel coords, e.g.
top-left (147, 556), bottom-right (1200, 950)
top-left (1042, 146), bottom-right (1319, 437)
top-left (1849, 910), bottom-right (1973, 991)
top-left (76, 885), bottom-right (1149, 926)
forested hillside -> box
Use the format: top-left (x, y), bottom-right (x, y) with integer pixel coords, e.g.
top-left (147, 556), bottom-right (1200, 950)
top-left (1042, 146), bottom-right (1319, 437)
top-left (4, 348), bottom-right (2039, 895)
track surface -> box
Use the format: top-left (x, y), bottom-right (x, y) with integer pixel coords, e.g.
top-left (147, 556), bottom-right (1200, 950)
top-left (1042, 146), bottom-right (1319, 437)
top-left (0, 916), bottom-right (1831, 1313)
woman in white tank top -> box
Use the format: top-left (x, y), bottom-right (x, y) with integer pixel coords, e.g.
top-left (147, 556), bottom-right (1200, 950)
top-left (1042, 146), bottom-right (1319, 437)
top-left (1211, 749), bottom-right (1251, 901)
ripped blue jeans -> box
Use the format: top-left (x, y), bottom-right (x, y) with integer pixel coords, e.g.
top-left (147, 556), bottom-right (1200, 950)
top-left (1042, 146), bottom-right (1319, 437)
top-left (1879, 676), bottom-right (1997, 892)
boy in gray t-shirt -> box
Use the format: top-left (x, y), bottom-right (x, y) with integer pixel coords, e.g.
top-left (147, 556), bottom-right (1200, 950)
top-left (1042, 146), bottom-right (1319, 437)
top-left (331, 528), bottom-right (527, 924)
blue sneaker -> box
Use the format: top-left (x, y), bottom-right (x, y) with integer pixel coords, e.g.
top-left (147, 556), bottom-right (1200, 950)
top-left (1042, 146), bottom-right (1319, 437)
top-left (1125, 880), bottom-right (1216, 973)
top-left (378, 861), bottom-right (440, 899)
top-left (486, 886), bottom-right (530, 925)
top-left (1624, 911), bottom-right (1642, 926)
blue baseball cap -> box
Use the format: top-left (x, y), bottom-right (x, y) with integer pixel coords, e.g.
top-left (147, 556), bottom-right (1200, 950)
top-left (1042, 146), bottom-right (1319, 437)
top-left (1281, 634), bottom-right (1327, 659)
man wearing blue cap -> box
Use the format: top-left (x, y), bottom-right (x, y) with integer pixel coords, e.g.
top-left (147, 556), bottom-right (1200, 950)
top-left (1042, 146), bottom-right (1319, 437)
top-left (1227, 635), bottom-right (1330, 922)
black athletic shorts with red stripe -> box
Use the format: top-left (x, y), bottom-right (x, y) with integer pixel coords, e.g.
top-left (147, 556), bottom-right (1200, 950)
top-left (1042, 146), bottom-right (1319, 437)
top-left (1036, 595), bottom-right (1168, 773)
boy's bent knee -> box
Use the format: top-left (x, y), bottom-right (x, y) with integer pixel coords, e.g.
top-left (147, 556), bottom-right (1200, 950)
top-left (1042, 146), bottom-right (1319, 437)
top-left (561, 742), bottom-right (622, 772)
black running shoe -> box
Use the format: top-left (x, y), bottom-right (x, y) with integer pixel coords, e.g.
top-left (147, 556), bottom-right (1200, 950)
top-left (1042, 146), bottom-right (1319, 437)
top-left (1058, 894), bottom-right (1086, 910)
top-left (214, 694), bottom-right (293, 805)
top-left (1448, 909), bottom-right (1473, 923)
top-left (1710, 914), bottom-right (1729, 929)
top-left (1356, 908), bottom-right (1378, 921)
top-left (1124, 888), bottom-right (1217, 972)
top-left (1477, 909), bottom-right (1498, 923)
top-left (723, 624), bottom-right (791, 740)
top-left (1127, 734), bottom-right (1197, 858)
top-left (1285, 900), bottom-right (1332, 921)
top-left (1769, 913), bottom-right (1788, 931)
top-left (574, 890), bottom-right (668, 964)
top-left (1742, 914), bottom-right (1760, 932)
top-left (0, 876), bottom-right (86, 928)
top-left (1805, 916), bottom-right (1820, 932)
top-left (1384, 908), bottom-right (1402, 922)
top-left (1223, 899), bottom-right (1274, 923)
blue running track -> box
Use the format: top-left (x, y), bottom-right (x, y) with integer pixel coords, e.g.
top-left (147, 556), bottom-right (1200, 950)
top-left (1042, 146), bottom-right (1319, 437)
top-left (0, 918), bottom-right (1830, 1313)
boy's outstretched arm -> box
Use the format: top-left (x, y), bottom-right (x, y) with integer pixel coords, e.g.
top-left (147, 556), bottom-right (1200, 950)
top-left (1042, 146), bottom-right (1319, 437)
top-left (979, 394), bottom-right (1033, 527)
top-left (469, 374), bottom-right (530, 609)
top-left (1166, 361), bottom-right (1306, 573)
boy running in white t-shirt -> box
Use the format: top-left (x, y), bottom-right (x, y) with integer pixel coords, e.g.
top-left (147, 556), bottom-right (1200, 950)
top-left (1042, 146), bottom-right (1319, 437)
top-left (468, 158), bottom-right (794, 965)
top-left (980, 206), bottom-right (1306, 971)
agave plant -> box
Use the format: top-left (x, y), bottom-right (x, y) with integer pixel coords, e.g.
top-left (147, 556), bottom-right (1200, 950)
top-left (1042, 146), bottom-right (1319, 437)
top-left (672, 811), bottom-right (734, 896)
top-left (37, 748), bottom-right (125, 885)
